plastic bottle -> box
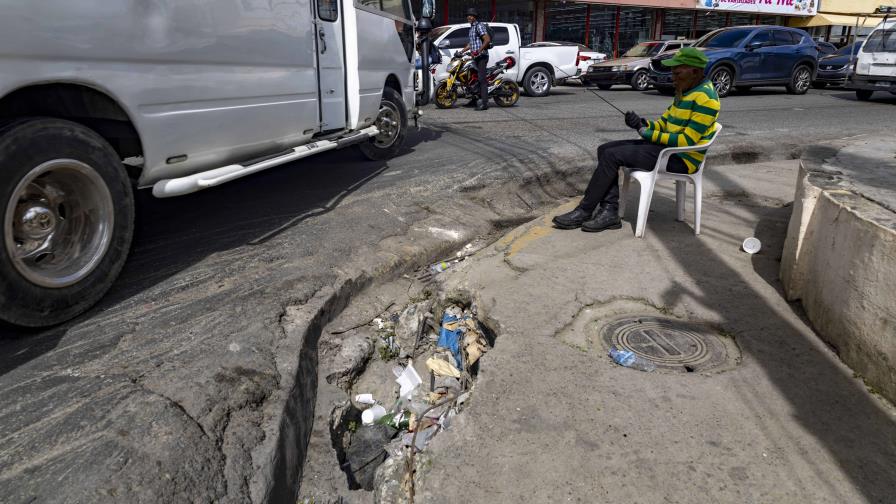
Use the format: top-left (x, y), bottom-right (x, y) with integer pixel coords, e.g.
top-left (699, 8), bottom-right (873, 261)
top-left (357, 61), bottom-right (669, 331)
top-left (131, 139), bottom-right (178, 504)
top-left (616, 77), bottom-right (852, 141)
top-left (430, 261), bottom-right (450, 274)
top-left (608, 345), bottom-right (656, 372)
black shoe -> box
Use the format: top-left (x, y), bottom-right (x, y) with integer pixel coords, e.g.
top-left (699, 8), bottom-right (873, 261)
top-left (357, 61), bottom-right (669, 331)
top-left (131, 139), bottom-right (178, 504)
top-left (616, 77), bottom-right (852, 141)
top-left (582, 206), bottom-right (622, 232)
top-left (464, 99), bottom-right (478, 108)
top-left (474, 103), bottom-right (489, 111)
top-left (552, 207), bottom-right (592, 229)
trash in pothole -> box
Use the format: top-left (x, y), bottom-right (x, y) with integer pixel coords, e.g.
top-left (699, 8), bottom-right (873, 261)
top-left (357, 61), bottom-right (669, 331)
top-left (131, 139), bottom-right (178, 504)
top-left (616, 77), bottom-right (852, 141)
top-left (332, 300), bottom-right (493, 497)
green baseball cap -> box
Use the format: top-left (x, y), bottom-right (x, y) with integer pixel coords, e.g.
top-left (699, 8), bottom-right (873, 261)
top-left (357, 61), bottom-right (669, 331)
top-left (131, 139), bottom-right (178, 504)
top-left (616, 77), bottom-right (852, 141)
top-left (661, 47), bottom-right (709, 69)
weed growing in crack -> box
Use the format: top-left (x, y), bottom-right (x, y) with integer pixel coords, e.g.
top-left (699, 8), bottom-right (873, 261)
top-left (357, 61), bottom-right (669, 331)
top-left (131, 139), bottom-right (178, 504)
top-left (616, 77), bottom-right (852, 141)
top-left (378, 341), bottom-right (400, 361)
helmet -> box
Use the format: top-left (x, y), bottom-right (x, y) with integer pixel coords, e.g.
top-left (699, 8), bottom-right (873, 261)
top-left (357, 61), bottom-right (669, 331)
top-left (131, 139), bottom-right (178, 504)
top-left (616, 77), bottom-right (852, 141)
top-left (466, 7), bottom-right (478, 18)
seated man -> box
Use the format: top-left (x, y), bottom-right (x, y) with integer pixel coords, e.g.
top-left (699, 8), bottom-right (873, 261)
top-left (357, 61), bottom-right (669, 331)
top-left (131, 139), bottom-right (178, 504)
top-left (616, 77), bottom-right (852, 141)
top-left (553, 47), bottom-right (720, 232)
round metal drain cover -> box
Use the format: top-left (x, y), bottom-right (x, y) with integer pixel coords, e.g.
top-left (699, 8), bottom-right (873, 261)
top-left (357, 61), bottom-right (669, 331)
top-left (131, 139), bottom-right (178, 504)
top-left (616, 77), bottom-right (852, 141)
top-left (600, 316), bottom-right (737, 373)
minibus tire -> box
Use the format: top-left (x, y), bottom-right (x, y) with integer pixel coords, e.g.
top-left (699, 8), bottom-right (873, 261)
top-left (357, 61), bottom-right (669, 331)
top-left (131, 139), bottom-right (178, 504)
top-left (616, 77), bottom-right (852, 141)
top-left (0, 118), bottom-right (134, 327)
top-left (360, 88), bottom-right (407, 161)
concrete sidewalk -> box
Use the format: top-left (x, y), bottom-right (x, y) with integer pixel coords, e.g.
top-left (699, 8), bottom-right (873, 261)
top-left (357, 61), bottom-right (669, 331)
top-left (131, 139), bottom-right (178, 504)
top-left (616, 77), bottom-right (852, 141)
top-left (416, 160), bottom-right (896, 503)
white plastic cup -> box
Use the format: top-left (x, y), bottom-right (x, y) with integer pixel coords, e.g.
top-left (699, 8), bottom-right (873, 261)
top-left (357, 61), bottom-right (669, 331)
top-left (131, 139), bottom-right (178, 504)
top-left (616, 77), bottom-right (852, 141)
top-left (742, 237), bottom-right (762, 254)
top-left (361, 405), bottom-right (387, 426)
top-left (354, 393), bottom-right (376, 406)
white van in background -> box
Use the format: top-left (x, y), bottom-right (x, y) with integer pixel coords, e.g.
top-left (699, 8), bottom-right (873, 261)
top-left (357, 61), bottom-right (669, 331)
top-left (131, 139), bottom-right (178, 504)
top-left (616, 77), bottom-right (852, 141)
top-left (849, 18), bottom-right (896, 101)
top-left (0, 0), bottom-right (424, 327)
top-left (429, 23), bottom-right (579, 97)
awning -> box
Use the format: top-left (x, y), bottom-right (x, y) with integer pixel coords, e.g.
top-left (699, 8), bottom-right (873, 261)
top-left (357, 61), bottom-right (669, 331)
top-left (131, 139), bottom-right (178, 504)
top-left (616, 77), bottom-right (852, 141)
top-left (814, 0), bottom-right (896, 15)
top-left (788, 13), bottom-right (887, 28)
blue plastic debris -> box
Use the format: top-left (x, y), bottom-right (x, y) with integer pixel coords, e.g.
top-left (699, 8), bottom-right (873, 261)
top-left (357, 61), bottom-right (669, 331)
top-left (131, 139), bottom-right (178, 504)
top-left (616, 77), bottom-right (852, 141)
top-left (437, 313), bottom-right (464, 369)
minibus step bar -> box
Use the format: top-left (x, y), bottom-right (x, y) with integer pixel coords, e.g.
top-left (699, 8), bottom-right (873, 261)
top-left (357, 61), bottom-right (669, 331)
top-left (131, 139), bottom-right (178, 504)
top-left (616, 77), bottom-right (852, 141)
top-left (152, 125), bottom-right (378, 198)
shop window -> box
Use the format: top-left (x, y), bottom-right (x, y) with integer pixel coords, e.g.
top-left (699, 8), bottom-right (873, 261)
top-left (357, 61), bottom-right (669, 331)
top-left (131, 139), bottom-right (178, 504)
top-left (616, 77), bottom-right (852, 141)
top-left (617, 7), bottom-right (653, 54)
top-left (494, 0), bottom-right (535, 45)
top-left (695, 11), bottom-right (726, 38)
top-left (662, 9), bottom-right (694, 40)
top-left (728, 13), bottom-right (754, 27)
top-left (545, 1), bottom-right (588, 44)
top-left (588, 5), bottom-right (617, 54)
top-left (445, 1), bottom-right (468, 24)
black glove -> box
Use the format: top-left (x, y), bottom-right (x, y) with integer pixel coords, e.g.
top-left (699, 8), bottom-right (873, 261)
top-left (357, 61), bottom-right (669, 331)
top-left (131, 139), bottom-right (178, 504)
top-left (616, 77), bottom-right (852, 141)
top-left (625, 111), bottom-right (645, 130)
top-left (453, 50), bottom-right (463, 58)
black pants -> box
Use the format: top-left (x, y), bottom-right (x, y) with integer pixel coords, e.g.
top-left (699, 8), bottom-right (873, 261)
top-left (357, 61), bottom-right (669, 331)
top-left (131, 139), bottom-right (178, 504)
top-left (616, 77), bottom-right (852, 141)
top-left (579, 139), bottom-right (689, 213)
top-left (474, 53), bottom-right (489, 104)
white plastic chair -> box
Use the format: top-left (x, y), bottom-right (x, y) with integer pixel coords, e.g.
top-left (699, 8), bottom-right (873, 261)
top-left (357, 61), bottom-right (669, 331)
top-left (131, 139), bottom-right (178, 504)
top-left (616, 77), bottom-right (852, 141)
top-left (618, 123), bottom-right (722, 238)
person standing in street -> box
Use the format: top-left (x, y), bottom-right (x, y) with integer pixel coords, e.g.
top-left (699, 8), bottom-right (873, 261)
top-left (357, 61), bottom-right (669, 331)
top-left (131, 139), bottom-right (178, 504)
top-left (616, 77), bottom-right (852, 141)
top-left (552, 47), bottom-right (720, 232)
top-left (459, 7), bottom-right (491, 111)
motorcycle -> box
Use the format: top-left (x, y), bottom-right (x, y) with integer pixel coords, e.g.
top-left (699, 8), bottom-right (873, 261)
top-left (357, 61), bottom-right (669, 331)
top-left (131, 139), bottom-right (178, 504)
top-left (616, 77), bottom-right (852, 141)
top-left (434, 52), bottom-right (520, 109)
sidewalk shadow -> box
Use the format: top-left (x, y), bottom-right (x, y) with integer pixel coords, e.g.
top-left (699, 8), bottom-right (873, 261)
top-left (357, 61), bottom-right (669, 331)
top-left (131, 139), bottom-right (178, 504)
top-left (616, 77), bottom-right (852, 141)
top-left (0, 127), bottom-right (441, 374)
top-left (649, 170), bottom-right (896, 503)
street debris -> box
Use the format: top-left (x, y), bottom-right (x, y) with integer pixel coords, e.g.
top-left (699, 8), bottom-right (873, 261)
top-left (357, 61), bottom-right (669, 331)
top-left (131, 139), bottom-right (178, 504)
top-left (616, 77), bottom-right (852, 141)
top-left (415, 243), bottom-right (476, 284)
top-left (362, 405), bottom-right (387, 426)
top-left (608, 345), bottom-right (656, 372)
top-left (742, 236), bottom-right (762, 254)
top-left (332, 299), bottom-right (493, 502)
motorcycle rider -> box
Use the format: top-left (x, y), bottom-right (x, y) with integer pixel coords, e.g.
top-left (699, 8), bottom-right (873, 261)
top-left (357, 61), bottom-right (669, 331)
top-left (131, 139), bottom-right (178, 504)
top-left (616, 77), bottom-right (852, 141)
top-left (456, 7), bottom-right (491, 111)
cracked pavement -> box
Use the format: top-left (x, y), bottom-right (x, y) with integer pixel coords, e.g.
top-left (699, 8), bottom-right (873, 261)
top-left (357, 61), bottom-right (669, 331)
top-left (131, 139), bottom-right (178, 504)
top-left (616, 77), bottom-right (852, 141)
top-left (1, 86), bottom-right (895, 502)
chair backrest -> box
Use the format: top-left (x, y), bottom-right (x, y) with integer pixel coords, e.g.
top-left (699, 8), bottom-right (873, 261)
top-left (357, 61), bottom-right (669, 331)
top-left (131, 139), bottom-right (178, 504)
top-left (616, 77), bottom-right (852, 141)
top-left (701, 123), bottom-right (723, 150)
top-left (691, 122), bottom-right (723, 174)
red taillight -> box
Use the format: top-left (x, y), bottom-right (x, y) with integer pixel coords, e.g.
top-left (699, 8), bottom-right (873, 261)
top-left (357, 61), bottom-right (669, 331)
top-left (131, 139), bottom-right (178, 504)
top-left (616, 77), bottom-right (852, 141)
top-left (431, 68), bottom-right (436, 74)
top-left (504, 56), bottom-right (516, 69)
top-left (578, 54), bottom-right (590, 63)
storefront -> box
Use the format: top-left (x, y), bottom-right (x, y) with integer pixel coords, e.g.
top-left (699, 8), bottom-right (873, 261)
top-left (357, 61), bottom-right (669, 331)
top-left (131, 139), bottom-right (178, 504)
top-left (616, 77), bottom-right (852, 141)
top-left (431, 0), bottom-right (815, 54)
top-left (788, 0), bottom-right (895, 45)
top-left (438, 0), bottom-right (537, 44)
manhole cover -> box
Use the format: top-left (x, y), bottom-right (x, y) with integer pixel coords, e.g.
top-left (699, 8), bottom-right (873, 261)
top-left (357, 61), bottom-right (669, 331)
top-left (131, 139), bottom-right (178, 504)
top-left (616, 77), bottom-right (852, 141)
top-left (600, 316), bottom-right (737, 373)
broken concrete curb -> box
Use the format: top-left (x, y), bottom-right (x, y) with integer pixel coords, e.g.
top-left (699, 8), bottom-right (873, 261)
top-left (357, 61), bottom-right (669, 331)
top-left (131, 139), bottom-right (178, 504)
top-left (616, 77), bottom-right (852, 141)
top-left (781, 138), bottom-right (896, 404)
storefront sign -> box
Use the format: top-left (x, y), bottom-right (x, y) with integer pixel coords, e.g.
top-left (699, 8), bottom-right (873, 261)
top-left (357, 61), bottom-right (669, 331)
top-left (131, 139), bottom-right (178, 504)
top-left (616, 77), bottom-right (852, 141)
top-left (695, 0), bottom-right (818, 16)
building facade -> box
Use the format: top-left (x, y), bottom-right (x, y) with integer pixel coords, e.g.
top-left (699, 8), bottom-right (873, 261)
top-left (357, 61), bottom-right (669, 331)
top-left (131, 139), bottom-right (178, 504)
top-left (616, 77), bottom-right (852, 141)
top-left (789, 0), bottom-right (896, 44)
top-left (434, 0), bottom-right (819, 56)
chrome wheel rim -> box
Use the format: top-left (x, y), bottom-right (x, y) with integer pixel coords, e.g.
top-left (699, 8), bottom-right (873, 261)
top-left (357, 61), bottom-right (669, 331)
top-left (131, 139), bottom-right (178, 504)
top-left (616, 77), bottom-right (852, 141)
top-left (796, 68), bottom-right (811, 93)
top-left (4, 159), bottom-right (114, 288)
top-left (635, 72), bottom-right (649, 90)
top-left (713, 70), bottom-right (731, 95)
top-left (529, 71), bottom-right (549, 94)
top-left (373, 101), bottom-right (401, 148)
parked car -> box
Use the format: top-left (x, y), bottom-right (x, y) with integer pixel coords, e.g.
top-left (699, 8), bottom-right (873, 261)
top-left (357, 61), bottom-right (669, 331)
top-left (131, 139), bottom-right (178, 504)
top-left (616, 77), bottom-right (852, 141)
top-left (847, 18), bottom-right (896, 101)
top-left (813, 41), bottom-right (863, 88)
top-left (525, 41), bottom-right (607, 81)
top-left (815, 40), bottom-right (838, 57)
top-left (582, 40), bottom-right (692, 91)
top-left (430, 23), bottom-right (579, 97)
top-left (649, 26), bottom-right (818, 98)
top-left (0, 0), bottom-right (421, 327)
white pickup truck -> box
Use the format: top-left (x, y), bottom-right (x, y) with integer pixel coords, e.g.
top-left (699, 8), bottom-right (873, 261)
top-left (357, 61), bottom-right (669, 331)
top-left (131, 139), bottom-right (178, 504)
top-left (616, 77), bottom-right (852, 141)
top-left (428, 23), bottom-right (579, 97)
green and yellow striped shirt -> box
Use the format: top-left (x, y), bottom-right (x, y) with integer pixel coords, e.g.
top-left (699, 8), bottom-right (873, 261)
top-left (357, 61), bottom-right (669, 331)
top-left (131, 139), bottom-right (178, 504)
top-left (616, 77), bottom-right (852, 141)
top-left (640, 79), bottom-right (720, 174)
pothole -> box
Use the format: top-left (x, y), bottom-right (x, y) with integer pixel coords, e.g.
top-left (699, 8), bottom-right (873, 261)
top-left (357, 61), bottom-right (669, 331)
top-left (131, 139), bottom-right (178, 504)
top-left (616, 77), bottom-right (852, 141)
top-left (309, 280), bottom-right (496, 503)
top-left (600, 315), bottom-right (739, 374)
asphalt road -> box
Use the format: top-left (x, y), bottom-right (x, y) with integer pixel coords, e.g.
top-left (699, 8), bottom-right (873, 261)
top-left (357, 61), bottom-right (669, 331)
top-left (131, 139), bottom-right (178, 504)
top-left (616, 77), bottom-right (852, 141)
top-left (1, 84), bottom-right (894, 502)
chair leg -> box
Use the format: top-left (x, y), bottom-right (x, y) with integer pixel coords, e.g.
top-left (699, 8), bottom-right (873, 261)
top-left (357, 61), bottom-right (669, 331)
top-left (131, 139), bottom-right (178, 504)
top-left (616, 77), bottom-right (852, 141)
top-left (635, 176), bottom-right (656, 238)
top-left (694, 176), bottom-right (703, 235)
top-left (619, 169), bottom-right (629, 218)
top-left (675, 181), bottom-right (686, 222)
